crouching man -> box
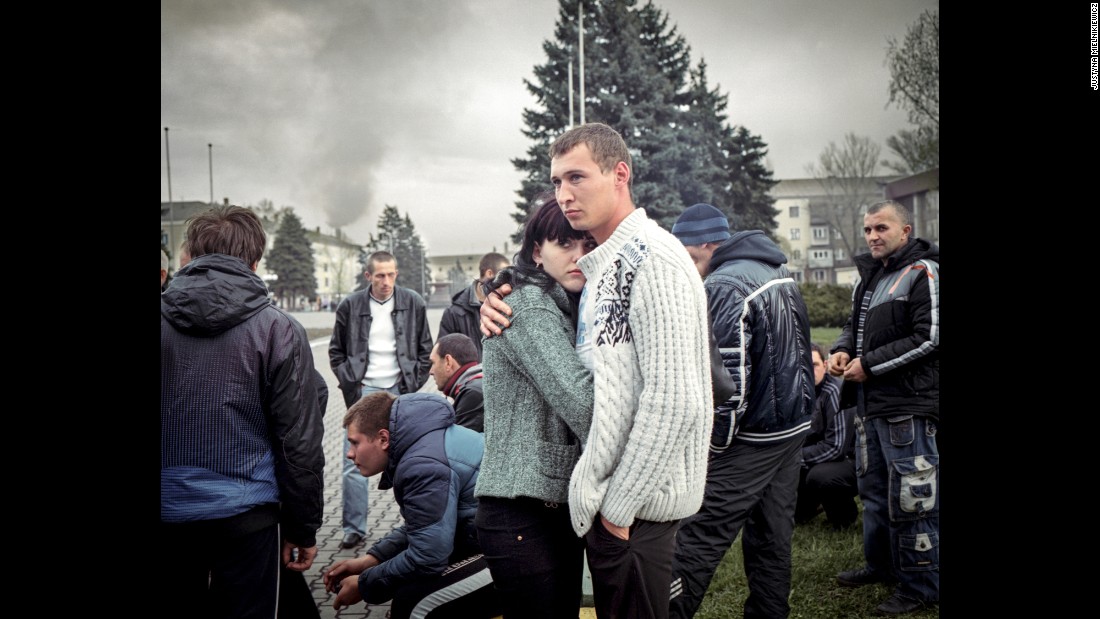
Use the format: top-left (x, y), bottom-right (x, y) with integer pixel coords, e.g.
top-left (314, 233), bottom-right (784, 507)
top-left (324, 391), bottom-right (501, 619)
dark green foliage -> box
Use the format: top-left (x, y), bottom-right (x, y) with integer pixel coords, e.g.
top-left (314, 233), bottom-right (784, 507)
top-left (511, 0), bottom-right (777, 240)
top-left (357, 205), bottom-right (432, 298)
top-left (265, 210), bottom-right (318, 309)
top-left (800, 282), bottom-right (854, 328)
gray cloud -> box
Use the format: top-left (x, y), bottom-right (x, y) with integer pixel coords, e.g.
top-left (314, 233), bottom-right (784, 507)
top-left (162, 0), bottom-right (937, 255)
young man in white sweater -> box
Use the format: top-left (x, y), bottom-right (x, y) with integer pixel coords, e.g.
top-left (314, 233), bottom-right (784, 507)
top-left (483, 123), bottom-right (713, 618)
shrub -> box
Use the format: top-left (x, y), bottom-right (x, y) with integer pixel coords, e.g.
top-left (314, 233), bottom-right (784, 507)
top-left (800, 282), bottom-right (853, 328)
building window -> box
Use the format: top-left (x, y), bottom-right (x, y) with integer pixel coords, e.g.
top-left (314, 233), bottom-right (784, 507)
top-left (813, 270), bottom-right (827, 282)
top-left (792, 249), bottom-right (801, 260)
top-left (833, 228), bottom-right (842, 240)
top-left (790, 228), bottom-right (801, 240)
top-left (325, 277), bottom-right (330, 287)
top-left (791, 271), bottom-right (802, 282)
top-left (811, 250), bottom-right (830, 260)
top-left (789, 206), bottom-right (799, 218)
top-left (813, 227), bottom-right (828, 240)
top-left (835, 247), bottom-right (846, 261)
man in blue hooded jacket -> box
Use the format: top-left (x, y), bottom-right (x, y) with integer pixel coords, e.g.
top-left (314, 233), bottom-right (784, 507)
top-left (324, 391), bottom-right (500, 619)
top-left (161, 205), bottom-right (326, 619)
top-left (668, 203), bottom-right (815, 619)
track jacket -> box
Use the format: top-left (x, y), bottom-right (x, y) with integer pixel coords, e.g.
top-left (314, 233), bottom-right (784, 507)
top-left (704, 230), bottom-right (814, 451)
top-left (831, 237), bottom-right (939, 420)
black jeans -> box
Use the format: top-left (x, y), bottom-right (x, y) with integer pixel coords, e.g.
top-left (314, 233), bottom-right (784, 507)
top-left (585, 516), bottom-right (680, 619)
top-left (475, 496), bottom-right (586, 619)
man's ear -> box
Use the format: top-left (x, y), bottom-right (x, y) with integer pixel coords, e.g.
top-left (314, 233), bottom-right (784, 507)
top-left (378, 428), bottom-right (391, 450)
top-left (614, 160), bottom-right (631, 186)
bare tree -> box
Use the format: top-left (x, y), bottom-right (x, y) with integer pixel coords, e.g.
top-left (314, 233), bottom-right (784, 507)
top-left (321, 242), bottom-right (361, 306)
top-left (805, 133), bottom-right (883, 259)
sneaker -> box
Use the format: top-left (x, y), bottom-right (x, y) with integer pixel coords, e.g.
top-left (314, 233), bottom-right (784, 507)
top-left (340, 532), bottom-right (364, 549)
top-left (836, 567), bottom-right (896, 588)
top-left (873, 593), bottom-right (930, 616)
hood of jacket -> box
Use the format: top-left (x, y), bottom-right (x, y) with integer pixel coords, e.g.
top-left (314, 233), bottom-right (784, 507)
top-left (853, 237), bottom-right (939, 276)
top-left (161, 253), bottom-right (271, 336)
top-left (378, 393), bottom-right (455, 490)
top-left (709, 230), bottom-right (787, 271)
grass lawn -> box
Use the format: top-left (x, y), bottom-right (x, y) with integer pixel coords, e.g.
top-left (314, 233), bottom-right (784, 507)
top-left (694, 502), bottom-right (939, 619)
top-left (810, 327), bottom-right (842, 349)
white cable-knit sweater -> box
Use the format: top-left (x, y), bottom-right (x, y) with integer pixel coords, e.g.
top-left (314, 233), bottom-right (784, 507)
top-left (567, 208), bottom-right (714, 536)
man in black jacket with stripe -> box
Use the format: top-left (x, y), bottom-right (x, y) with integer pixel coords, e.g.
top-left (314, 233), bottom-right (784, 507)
top-left (829, 200), bottom-right (939, 616)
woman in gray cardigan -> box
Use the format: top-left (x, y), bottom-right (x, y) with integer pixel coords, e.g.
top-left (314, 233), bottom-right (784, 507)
top-left (474, 194), bottom-right (595, 618)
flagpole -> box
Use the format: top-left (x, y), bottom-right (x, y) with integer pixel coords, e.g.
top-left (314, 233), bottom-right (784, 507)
top-left (578, 1), bottom-right (585, 125)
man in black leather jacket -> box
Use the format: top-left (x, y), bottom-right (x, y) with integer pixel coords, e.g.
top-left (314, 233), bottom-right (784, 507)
top-left (329, 251), bottom-right (433, 549)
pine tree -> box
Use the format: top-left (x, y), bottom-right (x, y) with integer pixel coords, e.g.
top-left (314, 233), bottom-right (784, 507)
top-left (358, 205), bottom-right (431, 298)
top-left (265, 209), bottom-right (317, 310)
top-left (512, 0), bottom-right (778, 239)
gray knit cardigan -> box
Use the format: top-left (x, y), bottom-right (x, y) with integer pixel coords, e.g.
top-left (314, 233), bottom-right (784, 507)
top-left (475, 271), bottom-right (594, 503)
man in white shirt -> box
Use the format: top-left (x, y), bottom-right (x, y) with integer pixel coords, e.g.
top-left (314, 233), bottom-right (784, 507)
top-left (329, 251), bottom-right (433, 549)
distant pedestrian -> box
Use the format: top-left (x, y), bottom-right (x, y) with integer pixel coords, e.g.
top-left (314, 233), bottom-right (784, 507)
top-left (439, 252), bottom-right (510, 360)
top-left (161, 204), bottom-right (326, 619)
top-left (160, 249), bottom-right (170, 291)
top-left (329, 251), bottom-right (433, 549)
top-left (324, 391), bottom-right (501, 619)
top-left (429, 333), bottom-right (487, 432)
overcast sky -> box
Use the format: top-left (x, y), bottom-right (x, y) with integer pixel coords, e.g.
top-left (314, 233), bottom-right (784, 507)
top-left (161, 0), bottom-right (938, 256)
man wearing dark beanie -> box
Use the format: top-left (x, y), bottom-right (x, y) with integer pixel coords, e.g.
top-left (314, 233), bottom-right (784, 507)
top-left (668, 203), bottom-right (815, 619)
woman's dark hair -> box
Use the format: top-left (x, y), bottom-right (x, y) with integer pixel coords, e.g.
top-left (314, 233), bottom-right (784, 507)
top-left (484, 191), bottom-right (590, 310)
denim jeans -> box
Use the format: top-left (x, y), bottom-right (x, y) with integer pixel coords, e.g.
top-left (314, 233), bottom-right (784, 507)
top-left (854, 413), bottom-right (939, 603)
top-left (342, 383), bottom-right (400, 536)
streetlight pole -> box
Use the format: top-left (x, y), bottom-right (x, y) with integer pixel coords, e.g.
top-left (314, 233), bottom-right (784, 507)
top-left (208, 143), bottom-right (214, 205)
top-left (164, 127), bottom-right (175, 268)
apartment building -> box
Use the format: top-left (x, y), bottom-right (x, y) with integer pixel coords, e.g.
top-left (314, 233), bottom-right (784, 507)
top-left (769, 168), bottom-right (938, 285)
